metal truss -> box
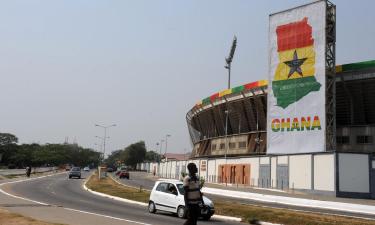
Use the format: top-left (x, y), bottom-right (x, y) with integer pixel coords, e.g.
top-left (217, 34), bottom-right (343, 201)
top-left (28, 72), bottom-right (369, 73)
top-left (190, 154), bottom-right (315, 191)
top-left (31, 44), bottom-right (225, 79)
top-left (325, 0), bottom-right (336, 151)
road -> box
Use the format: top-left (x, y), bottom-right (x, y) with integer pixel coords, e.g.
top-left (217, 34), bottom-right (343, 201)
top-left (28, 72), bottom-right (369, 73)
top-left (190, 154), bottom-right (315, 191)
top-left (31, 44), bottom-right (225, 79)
top-left (114, 171), bottom-right (375, 220)
top-left (1, 171), bottom-right (241, 225)
top-left (0, 167), bottom-right (57, 176)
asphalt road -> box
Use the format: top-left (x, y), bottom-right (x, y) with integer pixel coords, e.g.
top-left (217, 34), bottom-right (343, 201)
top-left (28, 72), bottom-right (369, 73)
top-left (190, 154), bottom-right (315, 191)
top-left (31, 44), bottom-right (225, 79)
top-left (5, 172), bottom-right (241, 225)
top-left (0, 167), bottom-right (57, 176)
top-left (114, 171), bottom-right (375, 220)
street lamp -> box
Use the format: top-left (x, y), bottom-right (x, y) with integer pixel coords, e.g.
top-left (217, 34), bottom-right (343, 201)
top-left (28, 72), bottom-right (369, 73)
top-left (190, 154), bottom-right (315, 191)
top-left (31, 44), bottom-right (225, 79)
top-left (160, 140), bottom-right (165, 158)
top-left (255, 109), bottom-right (263, 152)
top-left (95, 123), bottom-right (116, 158)
top-left (165, 134), bottom-right (171, 156)
top-left (156, 142), bottom-right (160, 162)
top-left (94, 142), bottom-right (103, 152)
top-left (224, 110), bottom-right (230, 185)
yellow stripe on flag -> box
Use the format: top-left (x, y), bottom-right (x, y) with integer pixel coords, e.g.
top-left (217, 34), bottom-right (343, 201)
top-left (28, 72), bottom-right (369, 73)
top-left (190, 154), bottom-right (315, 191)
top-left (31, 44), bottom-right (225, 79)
top-left (274, 46), bottom-right (315, 81)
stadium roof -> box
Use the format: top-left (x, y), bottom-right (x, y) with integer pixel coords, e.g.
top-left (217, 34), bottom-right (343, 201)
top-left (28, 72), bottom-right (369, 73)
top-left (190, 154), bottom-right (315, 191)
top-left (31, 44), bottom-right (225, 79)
top-left (194, 60), bottom-right (375, 109)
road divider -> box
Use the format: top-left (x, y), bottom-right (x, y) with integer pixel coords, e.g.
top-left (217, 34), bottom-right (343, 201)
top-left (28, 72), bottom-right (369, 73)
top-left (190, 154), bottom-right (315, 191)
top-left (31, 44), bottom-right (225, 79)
top-left (83, 174), bottom-right (147, 207)
top-left (84, 173), bottom-right (244, 223)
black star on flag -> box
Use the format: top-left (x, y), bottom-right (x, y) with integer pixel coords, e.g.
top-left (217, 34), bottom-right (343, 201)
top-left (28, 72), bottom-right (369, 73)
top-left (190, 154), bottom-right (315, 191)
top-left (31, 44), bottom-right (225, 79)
top-left (284, 50), bottom-right (307, 78)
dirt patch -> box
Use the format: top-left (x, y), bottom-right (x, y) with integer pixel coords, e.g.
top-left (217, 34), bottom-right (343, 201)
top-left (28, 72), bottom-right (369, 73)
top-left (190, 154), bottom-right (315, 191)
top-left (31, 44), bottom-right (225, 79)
top-left (0, 208), bottom-right (65, 225)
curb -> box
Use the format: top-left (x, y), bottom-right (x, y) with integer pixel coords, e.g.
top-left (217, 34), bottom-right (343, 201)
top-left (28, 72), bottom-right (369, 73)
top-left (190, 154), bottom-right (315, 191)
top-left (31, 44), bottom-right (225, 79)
top-left (82, 174), bottom-right (148, 207)
top-left (84, 174), bottom-right (243, 222)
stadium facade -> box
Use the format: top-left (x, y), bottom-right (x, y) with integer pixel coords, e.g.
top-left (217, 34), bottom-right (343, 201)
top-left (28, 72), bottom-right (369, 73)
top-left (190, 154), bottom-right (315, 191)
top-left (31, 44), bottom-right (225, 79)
top-left (187, 60), bottom-right (375, 157)
top-left (138, 1), bottom-right (375, 199)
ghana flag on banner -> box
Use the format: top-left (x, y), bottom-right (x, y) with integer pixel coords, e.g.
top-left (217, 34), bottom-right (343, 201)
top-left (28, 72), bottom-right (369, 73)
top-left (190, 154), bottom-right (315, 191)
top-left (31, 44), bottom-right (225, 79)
top-left (272, 17), bottom-right (321, 109)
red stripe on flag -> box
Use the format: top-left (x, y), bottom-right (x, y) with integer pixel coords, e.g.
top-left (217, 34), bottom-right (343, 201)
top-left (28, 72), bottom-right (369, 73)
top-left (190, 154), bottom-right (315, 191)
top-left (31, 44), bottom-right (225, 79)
top-left (276, 17), bottom-right (314, 52)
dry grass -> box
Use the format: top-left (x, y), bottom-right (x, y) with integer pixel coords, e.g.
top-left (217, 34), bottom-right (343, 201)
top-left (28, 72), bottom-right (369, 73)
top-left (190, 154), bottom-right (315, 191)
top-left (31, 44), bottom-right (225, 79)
top-left (86, 174), bottom-right (150, 203)
top-left (0, 208), bottom-right (65, 225)
top-left (214, 200), bottom-right (375, 225)
top-left (86, 174), bottom-right (375, 225)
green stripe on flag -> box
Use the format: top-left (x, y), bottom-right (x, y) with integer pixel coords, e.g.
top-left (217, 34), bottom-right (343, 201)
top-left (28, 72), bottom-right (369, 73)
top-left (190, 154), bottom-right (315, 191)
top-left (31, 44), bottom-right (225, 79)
top-left (272, 76), bottom-right (321, 109)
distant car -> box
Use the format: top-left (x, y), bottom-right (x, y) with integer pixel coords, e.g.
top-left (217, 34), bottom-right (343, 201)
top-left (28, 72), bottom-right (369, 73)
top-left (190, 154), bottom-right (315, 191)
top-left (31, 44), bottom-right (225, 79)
top-left (68, 167), bottom-right (81, 179)
top-left (148, 179), bottom-right (214, 220)
top-left (83, 167), bottom-right (90, 172)
top-left (119, 170), bottom-right (129, 179)
top-left (107, 167), bottom-right (113, 172)
top-left (65, 165), bottom-right (71, 171)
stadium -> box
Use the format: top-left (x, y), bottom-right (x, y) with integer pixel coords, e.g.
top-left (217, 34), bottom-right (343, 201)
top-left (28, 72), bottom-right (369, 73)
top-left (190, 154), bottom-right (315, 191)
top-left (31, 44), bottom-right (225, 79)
top-left (187, 60), bottom-right (375, 158)
top-left (139, 1), bottom-right (375, 199)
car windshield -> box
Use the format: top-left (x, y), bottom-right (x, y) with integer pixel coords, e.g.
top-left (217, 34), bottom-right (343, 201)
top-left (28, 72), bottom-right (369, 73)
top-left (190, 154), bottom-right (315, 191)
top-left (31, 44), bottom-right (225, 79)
top-left (72, 167), bottom-right (80, 171)
top-left (176, 184), bottom-right (185, 195)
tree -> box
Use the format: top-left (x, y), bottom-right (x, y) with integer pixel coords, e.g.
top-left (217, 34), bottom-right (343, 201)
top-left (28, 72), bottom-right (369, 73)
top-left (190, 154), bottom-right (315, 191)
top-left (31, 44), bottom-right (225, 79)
top-left (105, 150), bottom-right (123, 168)
top-left (145, 151), bottom-right (161, 162)
top-left (0, 133), bottom-right (18, 146)
top-left (0, 133), bottom-right (19, 165)
top-left (122, 141), bottom-right (146, 168)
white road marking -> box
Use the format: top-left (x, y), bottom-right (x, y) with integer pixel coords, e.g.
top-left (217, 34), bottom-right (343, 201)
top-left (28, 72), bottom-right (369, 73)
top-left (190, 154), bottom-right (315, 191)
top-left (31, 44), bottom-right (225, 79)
top-left (0, 172), bottom-right (153, 225)
top-left (64, 208), bottom-right (152, 225)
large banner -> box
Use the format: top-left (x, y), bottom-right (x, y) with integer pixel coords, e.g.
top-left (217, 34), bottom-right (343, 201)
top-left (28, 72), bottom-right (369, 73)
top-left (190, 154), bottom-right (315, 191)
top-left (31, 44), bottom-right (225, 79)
top-left (267, 1), bottom-right (326, 154)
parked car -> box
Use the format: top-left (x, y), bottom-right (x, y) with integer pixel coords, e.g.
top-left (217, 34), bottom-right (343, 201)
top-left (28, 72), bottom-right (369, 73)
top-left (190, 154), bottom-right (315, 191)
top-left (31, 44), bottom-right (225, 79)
top-left (119, 170), bottom-right (129, 179)
top-left (68, 167), bottom-right (81, 179)
top-left (115, 170), bottom-right (121, 176)
top-left (148, 179), bottom-right (214, 220)
top-left (107, 167), bottom-right (114, 172)
top-left (83, 167), bottom-right (90, 172)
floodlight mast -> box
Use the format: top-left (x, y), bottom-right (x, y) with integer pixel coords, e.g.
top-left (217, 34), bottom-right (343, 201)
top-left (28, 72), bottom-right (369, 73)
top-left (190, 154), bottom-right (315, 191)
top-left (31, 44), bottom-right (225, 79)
top-left (225, 35), bottom-right (237, 89)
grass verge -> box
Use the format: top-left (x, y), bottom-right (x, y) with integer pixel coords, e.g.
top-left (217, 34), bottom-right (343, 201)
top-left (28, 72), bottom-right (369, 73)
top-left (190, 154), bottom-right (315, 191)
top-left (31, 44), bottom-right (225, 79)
top-left (0, 208), bottom-right (65, 225)
top-left (86, 174), bottom-right (375, 225)
top-left (86, 174), bottom-right (150, 203)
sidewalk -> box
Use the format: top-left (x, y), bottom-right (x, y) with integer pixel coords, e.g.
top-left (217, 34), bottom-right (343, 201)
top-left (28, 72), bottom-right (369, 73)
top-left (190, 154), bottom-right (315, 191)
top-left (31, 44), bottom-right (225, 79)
top-left (204, 182), bottom-right (375, 206)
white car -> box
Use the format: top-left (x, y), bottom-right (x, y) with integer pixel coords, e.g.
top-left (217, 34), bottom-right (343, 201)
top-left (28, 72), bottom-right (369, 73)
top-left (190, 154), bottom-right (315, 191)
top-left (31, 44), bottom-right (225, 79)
top-left (83, 167), bottom-right (90, 172)
top-left (148, 179), bottom-right (215, 220)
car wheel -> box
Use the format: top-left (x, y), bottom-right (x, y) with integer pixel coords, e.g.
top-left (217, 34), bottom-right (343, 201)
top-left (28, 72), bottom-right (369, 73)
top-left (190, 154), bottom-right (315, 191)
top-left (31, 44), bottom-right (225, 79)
top-left (148, 201), bottom-right (156, 213)
top-left (69, 176), bottom-right (71, 179)
top-left (177, 206), bottom-right (186, 219)
top-left (78, 176), bottom-right (81, 179)
top-left (202, 215), bottom-right (212, 221)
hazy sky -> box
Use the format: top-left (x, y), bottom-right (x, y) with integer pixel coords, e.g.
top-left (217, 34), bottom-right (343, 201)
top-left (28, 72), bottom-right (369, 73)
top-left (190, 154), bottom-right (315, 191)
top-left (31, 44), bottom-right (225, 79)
top-left (1, 0), bottom-right (374, 155)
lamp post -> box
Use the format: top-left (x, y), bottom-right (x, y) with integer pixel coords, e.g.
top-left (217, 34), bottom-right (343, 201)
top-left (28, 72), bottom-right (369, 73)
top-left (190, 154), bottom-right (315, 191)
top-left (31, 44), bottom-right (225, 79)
top-left (165, 134), bottom-right (171, 156)
top-left (160, 139), bottom-right (165, 177)
top-left (155, 142), bottom-right (160, 162)
top-left (223, 36), bottom-right (237, 185)
top-left (255, 109), bottom-right (263, 152)
top-left (95, 136), bottom-right (108, 160)
top-left (94, 142), bottom-right (102, 152)
top-left (224, 110), bottom-right (229, 185)
top-left (95, 124), bottom-right (116, 159)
